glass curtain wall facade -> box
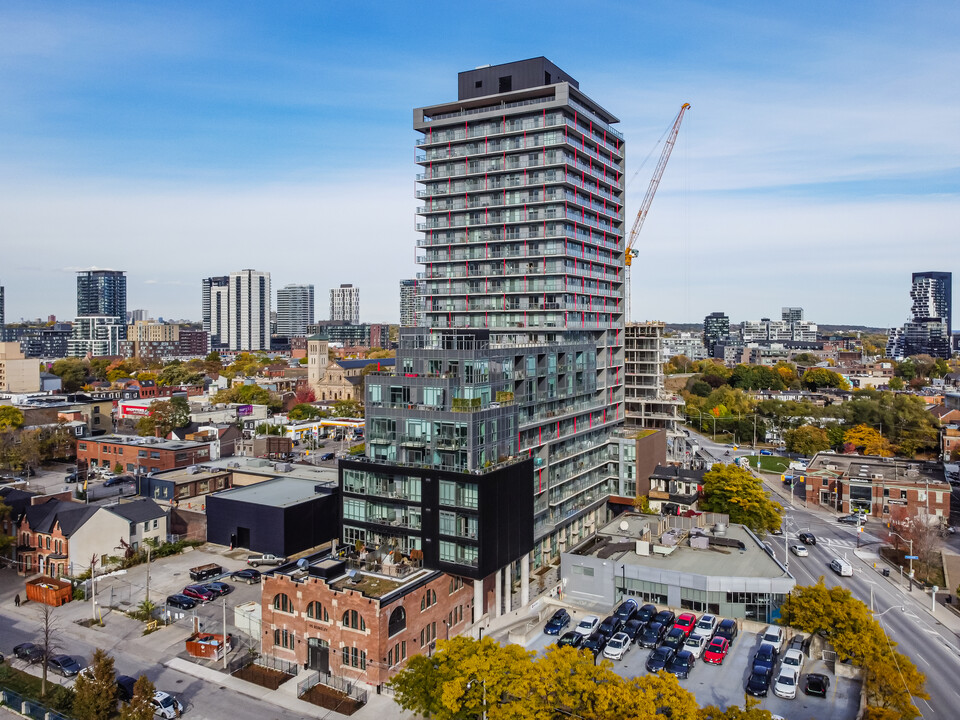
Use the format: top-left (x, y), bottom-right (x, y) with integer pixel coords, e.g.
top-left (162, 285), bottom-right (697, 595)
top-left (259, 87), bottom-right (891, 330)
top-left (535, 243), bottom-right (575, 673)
top-left (413, 58), bottom-right (626, 562)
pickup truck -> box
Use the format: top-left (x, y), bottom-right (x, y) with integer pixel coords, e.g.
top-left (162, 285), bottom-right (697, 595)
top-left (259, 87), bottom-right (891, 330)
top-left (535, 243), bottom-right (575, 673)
top-left (247, 554), bottom-right (286, 567)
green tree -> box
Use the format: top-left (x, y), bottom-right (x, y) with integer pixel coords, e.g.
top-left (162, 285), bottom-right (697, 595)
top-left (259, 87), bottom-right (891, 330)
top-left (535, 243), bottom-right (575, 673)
top-left (689, 380), bottom-right (712, 398)
top-left (784, 425), bottom-right (830, 455)
top-left (801, 367), bottom-right (850, 390)
top-left (72, 648), bottom-right (118, 720)
top-left (332, 399), bottom-right (362, 418)
top-left (699, 463), bottom-right (782, 534)
top-left (792, 352), bottom-right (818, 365)
top-left (0, 406), bottom-right (24, 430)
top-left (50, 358), bottom-right (89, 392)
top-left (119, 676), bottom-right (156, 720)
top-left (888, 376), bottom-right (904, 391)
top-left (288, 403), bottom-right (327, 421)
top-left (0, 496), bottom-right (14, 556)
top-left (729, 364), bottom-right (785, 391)
top-left (135, 397), bottom-right (190, 438)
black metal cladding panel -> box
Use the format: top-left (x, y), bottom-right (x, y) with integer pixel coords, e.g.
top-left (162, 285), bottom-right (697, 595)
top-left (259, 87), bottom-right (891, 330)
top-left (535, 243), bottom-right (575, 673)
top-left (458, 58), bottom-right (578, 101)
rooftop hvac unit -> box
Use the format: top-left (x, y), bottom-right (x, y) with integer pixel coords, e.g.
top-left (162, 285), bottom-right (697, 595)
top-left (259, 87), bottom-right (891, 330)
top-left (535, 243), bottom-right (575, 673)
top-left (274, 463), bottom-right (293, 472)
top-left (187, 465), bottom-right (200, 475)
top-left (871, 473), bottom-right (884, 479)
top-left (714, 522), bottom-right (727, 536)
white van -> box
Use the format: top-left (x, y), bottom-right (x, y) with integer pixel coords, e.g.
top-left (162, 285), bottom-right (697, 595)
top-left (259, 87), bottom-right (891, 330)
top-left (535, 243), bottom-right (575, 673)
top-left (830, 557), bottom-right (853, 577)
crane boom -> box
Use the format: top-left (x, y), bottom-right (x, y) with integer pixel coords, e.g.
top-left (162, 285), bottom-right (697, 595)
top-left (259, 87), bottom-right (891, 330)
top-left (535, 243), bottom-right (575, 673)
top-left (625, 102), bottom-right (690, 321)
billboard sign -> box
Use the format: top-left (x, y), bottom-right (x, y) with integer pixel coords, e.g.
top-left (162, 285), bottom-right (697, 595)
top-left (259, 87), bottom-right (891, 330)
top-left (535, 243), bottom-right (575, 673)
top-left (237, 405), bottom-right (254, 417)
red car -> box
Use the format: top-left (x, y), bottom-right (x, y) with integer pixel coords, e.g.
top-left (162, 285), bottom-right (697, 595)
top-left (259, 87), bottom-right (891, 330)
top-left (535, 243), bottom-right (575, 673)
top-left (182, 584), bottom-right (216, 602)
top-left (702, 636), bottom-right (730, 665)
top-left (674, 612), bottom-right (697, 637)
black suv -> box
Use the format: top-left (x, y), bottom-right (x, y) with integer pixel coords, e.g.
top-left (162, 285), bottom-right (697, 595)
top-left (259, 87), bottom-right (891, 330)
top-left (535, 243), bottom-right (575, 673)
top-left (635, 603), bottom-right (658, 624)
top-left (613, 599), bottom-right (639, 623)
top-left (715, 618), bottom-right (739, 645)
top-left (798, 532), bottom-right (816, 545)
top-left (597, 615), bottom-right (624, 639)
top-left (661, 627), bottom-right (687, 652)
top-left (746, 667), bottom-right (773, 697)
top-left (117, 675), bottom-right (137, 702)
top-left (645, 646), bottom-right (675, 673)
top-left (637, 621), bottom-right (666, 649)
top-left (653, 610), bottom-right (676, 630)
top-left (622, 618), bottom-right (645, 641)
top-left (581, 632), bottom-right (607, 658)
top-left (556, 631), bottom-right (584, 649)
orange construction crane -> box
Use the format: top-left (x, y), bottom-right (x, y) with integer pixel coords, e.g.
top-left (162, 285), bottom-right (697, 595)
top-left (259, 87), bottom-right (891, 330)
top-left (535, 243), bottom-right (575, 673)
top-left (625, 102), bottom-right (690, 321)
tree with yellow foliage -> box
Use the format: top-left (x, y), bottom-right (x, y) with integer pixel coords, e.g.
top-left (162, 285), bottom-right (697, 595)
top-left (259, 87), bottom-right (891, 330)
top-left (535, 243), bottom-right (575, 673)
top-left (844, 424), bottom-right (894, 457)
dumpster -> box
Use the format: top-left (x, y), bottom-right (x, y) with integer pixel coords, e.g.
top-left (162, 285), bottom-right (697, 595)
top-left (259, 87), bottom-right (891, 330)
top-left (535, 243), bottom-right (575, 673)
top-left (882, 568), bottom-right (890, 577)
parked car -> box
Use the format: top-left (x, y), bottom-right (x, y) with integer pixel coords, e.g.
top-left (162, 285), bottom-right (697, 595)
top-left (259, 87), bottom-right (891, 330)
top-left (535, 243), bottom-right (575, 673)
top-left (622, 618), bottom-right (645, 641)
top-left (230, 568), bottom-right (261, 584)
top-left (760, 449), bottom-right (773, 456)
top-left (151, 691), bottom-right (184, 720)
top-left (666, 649), bottom-right (696, 679)
top-left (683, 634), bottom-right (707, 659)
top-left (645, 646), bottom-right (675, 673)
top-left (803, 673), bottom-right (831, 697)
top-left (556, 631), bottom-right (584, 649)
top-left (202, 582), bottom-right (233, 597)
top-left (574, 615), bottom-right (600, 637)
top-left (182, 585), bottom-right (216, 603)
top-left (544, 609), bottom-right (571, 635)
top-left (674, 612), bottom-right (697, 637)
top-left (319, 453), bottom-right (335, 461)
top-left (692, 614), bottom-right (718, 640)
top-left (166, 594), bottom-right (198, 610)
top-left (753, 643), bottom-right (777, 674)
top-left (790, 544), bottom-right (809, 557)
top-left (746, 668), bottom-right (773, 697)
top-left (798, 532), bottom-right (817, 545)
top-left (637, 621), bottom-right (667, 649)
top-left (702, 636), bottom-right (730, 665)
top-left (773, 666), bottom-right (800, 699)
top-left (597, 615), bottom-right (624, 639)
top-left (613, 598), bottom-right (639, 623)
top-left (581, 632), bottom-right (607, 658)
top-left (602, 632), bottom-right (632, 661)
top-left (653, 610), bottom-right (676, 629)
top-left (13, 643), bottom-right (42, 663)
top-left (838, 514), bottom-right (862, 525)
top-left (760, 625), bottom-right (784, 652)
top-left (635, 603), bottom-right (658, 624)
top-left (715, 618), bottom-right (739, 645)
top-left (47, 654), bottom-right (82, 677)
top-left (661, 627), bottom-right (687, 652)
top-left (116, 675), bottom-right (137, 702)
top-left (65, 472), bottom-right (79, 483)
top-left (103, 475), bottom-right (134, 487)
top-left (246, 553), bottom-right (286, 567)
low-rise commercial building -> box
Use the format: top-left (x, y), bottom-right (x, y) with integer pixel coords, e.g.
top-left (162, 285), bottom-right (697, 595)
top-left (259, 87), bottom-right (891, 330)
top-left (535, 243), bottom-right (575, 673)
top-left (77, 435), bottom-right (212, 475)
top-left (0, 342), bottom-right (40, 392)
top-left (561, 512), bottom-right (794, 622)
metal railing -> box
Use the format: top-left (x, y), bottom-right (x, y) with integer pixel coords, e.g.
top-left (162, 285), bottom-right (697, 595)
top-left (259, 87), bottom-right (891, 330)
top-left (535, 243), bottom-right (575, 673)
top-left (255, 654), bottom-right (298, 676)
top-left (298, 669), bottom-right (369, 705)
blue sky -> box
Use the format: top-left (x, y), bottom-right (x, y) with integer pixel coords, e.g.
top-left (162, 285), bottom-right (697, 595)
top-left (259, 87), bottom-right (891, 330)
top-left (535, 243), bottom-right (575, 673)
top-left (0, 1), bottom-right (957, 327)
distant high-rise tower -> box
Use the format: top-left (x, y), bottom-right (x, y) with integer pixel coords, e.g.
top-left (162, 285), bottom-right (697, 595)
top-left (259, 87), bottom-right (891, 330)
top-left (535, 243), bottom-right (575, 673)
top-left (0, 281), bottom-right (5, 328)
top-left (276, 284), bottom-right (315, 337)
top-left (229, 270), bottom-right (271, 351)
top-left (77, 269), bottom-right (126, 320)
top-left (399, 279), bottom-right (424, 327)
top-left (781, 307), bottom-right (803, 325)
top-left (703, 311), bottom-right (730, 357)
top-left (330, 283), bottom-right (360, 324)
top-left (202, 276), bottom-right (230, 351)
top-left (887, 271), bottom-right (952, 359)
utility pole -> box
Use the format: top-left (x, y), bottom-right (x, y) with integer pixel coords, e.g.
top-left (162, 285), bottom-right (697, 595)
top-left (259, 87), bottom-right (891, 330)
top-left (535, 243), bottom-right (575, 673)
top-left (145, 543), bottom-right (152, 605)
top-left (222, 597), bottom-right (228, 670)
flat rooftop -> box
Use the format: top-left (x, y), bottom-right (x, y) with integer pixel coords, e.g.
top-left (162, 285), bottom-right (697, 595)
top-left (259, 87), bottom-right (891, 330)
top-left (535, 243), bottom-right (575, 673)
top-left (807, 453), bottom-right (946, 484)
top-left (573, 513), bottom-right (787, 580)
top-left (153, 456), bottom-right (338, 487)
top-left (212, 476), bottom-right (332, 508)
top-left (275, 551), bottom-right (438, 600)
top-left (84, 434), bottom-right (209, 451)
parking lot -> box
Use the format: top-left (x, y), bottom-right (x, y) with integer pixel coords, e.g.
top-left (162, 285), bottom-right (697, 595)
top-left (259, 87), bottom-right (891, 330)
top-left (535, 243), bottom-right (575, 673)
top-left (525, 606), bottom-right (860, 719)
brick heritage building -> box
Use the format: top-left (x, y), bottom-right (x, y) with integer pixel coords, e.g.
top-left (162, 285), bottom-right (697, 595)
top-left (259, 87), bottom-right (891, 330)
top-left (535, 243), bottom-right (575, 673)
top-left (261, 553), bottom-right (472, 687)
top-left (77, 435), bottom-right (211, 475)
top-left (796, 453), bottom-right (950, 524)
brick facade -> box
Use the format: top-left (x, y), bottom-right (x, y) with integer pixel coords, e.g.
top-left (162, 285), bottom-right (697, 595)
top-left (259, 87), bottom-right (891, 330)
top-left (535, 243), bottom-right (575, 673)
top-left (261, 568), bottom-right (472, 687)
top-left (77, 435), bottom-right (211, 474)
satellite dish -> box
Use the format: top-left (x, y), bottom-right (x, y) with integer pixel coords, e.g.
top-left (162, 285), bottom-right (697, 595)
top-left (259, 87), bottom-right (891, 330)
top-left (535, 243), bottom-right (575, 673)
top-left (297, 558), bottom-right (309, 570)
top-left (619, 520), bottom-right (630, 531)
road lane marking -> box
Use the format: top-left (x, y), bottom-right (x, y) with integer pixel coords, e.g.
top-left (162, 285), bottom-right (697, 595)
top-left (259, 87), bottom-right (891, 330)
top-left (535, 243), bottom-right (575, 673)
top-left (915, 653), bottom-right (930, 665)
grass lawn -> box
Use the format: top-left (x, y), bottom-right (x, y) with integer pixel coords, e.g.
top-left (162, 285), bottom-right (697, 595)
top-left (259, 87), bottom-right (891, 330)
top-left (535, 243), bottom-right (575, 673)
top-left (745, 455), bottom-right (792, 474)
top-left (0, 664), bottom-right (75, 713)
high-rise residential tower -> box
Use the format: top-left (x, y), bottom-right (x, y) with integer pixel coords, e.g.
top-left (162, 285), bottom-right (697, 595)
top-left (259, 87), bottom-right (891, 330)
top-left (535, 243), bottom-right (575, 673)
top-left (703, 311), bottom-right (729, 357)
top-left (399, 279), bottom-right (425, 327)
top-left (202, 276), bottom-right (230, 351)
top-left (228, 270), bottom-right (271, 351)
top-left (276, 284), bottom-right (315, 337)
top-left (887, 271), bottom-right (953, 358)
top-left (76, 269), bottom-right (126, 319)
top-left (0, 282), bottom-right (5, 328)
top-left (342, 58), bottom-right (625, 620)
top-left (329, 283), bottom-right (360, 324)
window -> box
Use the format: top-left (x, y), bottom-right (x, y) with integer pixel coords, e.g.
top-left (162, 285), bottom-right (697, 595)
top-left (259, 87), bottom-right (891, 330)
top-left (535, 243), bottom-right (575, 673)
top-left (341, 646), bottom-right (367, 669)
top-left (45, 536), bottom-right (51, 550)
top-left (498, 76), bottom-right (512, 93)
top-left (420, 589), bottom-right (437, 611)
top-left (341, 609), bottom-right (366, 631)
top-left (420, 622), bottom-right (438, 647)
top-left (143, 522), bottom-right (150, 532)
top-left (153, 519), bottom-right (158, 529)
top-left (449, 577), bottom-right (464, 594)
top-left (388, 641), bottom-right (407, 667)
top-left (78, 443), bottom-right (87, 451)
top-left (388, 607), bottom-right (406, 637)
top-left (273, 628), bottom-right (294, 649)
top-left (306, 602), bottom-right (329, 622)
top-left (475, 80), bottom-right (482, 89)
top-left (273, 593), bottom-right (293, 613)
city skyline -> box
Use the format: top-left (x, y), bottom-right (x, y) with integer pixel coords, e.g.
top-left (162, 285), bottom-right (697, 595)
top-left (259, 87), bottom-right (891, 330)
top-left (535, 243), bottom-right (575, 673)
top-left (0, 2), bottom-right (957, 325)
